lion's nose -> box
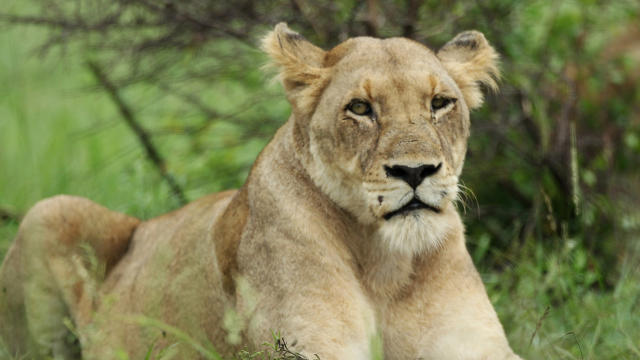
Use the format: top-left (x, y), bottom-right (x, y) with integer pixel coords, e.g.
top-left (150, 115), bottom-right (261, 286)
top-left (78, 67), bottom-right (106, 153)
top-left (384, 163), bottom-right (442, 189)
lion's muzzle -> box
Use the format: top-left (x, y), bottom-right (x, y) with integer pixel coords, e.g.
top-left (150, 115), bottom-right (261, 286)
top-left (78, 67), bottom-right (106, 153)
top-left (383, 162), bottom-right (442, 189)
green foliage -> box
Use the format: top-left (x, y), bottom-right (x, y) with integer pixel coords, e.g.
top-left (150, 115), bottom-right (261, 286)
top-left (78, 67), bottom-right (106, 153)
top-left (487, 239), bottom-right (640, 359)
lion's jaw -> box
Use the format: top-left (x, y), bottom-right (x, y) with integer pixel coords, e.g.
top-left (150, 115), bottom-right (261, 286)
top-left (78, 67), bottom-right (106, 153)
top-left (306, 136), bottom-right (461, 256)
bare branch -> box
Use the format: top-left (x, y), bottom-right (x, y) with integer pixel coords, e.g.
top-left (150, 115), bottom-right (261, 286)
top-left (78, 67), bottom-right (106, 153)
top-left (87, 61), bottom-right (188, 206)
top-left (364, 0), bottom-right (379, 37)
top-left (402, 0), bottom-right (420, 39)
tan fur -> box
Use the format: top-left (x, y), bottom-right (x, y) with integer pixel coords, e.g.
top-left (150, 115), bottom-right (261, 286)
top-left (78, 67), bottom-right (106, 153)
top-left (0, 23), bottom-right (521, 359)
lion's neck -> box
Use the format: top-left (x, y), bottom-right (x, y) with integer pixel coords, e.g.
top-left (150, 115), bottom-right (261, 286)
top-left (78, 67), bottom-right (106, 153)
top-left (245, 119), bottom-right (363, 237)
top-left (245, 120), bottom-right (463, 300)
top-left (357, 242), bottom-right (417, 298)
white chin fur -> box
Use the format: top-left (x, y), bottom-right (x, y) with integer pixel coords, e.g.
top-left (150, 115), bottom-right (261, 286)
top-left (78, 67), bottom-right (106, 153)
top-left (376, 210), bottom-right (455, 256)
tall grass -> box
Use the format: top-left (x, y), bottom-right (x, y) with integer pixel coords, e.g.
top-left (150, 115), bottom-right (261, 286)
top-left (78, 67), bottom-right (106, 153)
top-left (489, 240), bottom-right (640, 359)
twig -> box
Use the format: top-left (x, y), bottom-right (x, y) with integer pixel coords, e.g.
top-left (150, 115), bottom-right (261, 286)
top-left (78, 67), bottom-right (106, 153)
top-left (364, 0), bottom-right (379, 37)
top-left (529, 306), bottom-right (550, 347)
top-left (135, 0), bottom-right (253, 46)
top-left (290, 0), bottom-right (326, 43)
top-left (87, 61), bottom-right (188, 206)
top-left (0, 208), bottom-right (21, 223)
top-left (344, 0), bottom-right (365, 39)
top-left (274, 337), bottom-right (319, 360)
top-left (562, 331), bottom-right (584, 360)
top-left (153, 83), bottom-right (279, 136)
top-left (402, 0), bottom-right (420, 39)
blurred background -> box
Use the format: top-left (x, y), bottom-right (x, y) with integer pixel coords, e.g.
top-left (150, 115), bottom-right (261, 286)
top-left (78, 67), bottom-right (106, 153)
top-left (0, 0), bottom-right (638, 358)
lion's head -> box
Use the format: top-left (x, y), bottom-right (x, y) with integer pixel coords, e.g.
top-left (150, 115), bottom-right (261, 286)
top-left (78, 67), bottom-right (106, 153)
top-left (263, 24), bottom-right (499, 255)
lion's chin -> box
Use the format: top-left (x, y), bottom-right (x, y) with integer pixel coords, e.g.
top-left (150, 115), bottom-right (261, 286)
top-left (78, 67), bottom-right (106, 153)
top-left (376, 210), bottom-right (453, 256)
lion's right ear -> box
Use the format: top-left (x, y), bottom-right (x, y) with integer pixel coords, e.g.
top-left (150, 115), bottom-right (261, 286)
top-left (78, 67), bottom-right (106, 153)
top-left (437, 31), bottom-right (500, 110)
top-left (262, 23), bottom-right (328, 111)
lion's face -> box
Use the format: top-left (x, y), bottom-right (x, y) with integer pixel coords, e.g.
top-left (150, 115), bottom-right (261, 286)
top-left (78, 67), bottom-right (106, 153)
top-left (263, 25), bottom-right (498, 255)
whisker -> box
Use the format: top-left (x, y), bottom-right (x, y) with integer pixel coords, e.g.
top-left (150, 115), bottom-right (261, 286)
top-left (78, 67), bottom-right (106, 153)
top-left (451, 186), bottom-right (468, 214)
top-left (455, 181), bottom-right (479, 215)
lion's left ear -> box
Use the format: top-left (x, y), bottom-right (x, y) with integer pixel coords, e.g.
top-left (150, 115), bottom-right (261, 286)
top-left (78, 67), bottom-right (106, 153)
top-left (437, 31), bottom-right (500, 110)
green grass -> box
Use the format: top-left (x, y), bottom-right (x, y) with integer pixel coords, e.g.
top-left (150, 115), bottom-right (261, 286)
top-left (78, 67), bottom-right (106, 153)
top-left (1, 3), bottom-right (639, 360)
top-left (490, 240), bottom-right (640, 359)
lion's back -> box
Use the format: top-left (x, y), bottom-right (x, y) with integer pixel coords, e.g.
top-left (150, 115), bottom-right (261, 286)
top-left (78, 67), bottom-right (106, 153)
top-left (86, 190), bottom-right (238, 359)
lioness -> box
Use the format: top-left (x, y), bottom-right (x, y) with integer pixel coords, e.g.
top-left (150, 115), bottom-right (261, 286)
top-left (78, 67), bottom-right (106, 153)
top-left (0, 23), bottom-right (521, 359)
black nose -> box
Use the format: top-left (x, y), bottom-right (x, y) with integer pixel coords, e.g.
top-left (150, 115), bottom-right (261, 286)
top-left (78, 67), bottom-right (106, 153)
top-left (384, 163), bottom-right (442, 189)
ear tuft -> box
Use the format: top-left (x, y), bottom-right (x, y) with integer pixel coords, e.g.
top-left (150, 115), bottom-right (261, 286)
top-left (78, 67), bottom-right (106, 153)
top-left (437, 31), bottom-right (500, 110)
top-left (261, 23), bottom-right (326, 93)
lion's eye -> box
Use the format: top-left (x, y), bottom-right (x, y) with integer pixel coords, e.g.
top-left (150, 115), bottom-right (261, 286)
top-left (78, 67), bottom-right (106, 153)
top-left (347, 100), bottom-right (372, 116)
top-left (431, 96), bottom-right (454, 111)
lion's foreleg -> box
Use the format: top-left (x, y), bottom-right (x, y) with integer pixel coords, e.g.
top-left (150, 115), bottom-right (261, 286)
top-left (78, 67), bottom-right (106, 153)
top-left (239, 238), bottom-right (377, 360)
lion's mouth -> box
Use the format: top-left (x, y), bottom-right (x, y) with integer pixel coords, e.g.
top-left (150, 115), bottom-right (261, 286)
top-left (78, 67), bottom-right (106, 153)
top-left (383, 197), bottom-right (441, 220)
